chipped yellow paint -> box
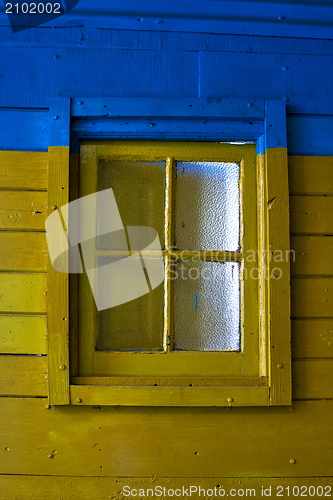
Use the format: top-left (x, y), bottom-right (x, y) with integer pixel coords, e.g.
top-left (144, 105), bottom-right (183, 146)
top-left (0, 190), bottom-right (47, 230)
top-left (0, 150), bottom-right (47, 190)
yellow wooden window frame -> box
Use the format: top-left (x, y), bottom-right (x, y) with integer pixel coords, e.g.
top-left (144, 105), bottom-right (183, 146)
top-left (75, 142), bottom-right (257, 378)
top-left (47, 97), bottom-right (291, 407)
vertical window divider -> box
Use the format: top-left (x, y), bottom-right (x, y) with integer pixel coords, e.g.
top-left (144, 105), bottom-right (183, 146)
top-left (164, 156), bottom-right (174, 353)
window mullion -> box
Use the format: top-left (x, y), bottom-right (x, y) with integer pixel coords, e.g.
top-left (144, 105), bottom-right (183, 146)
top-left (164, 157), bottom-right (174, 352)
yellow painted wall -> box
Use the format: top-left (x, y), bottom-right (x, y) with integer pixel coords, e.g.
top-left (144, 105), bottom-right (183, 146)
top-left (0, 152), bottom-right (332, 499)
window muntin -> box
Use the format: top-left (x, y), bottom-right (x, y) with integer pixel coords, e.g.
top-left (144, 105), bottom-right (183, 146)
top-left (76, 141), bottom-right (259, 378)
top-left (47, 97), bottom-right (291, 407)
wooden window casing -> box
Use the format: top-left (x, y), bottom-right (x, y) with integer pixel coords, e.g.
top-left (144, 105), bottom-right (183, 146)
top-left (47, 97), bottom-right (291, 407)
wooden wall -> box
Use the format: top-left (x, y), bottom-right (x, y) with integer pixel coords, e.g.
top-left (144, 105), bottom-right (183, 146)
top-left (0, 24), bottom-right (333, 499)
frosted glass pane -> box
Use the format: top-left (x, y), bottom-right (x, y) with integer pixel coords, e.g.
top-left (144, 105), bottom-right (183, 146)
top-left (96, 257), bottom-right (164, 351)
top-left (99, 159), bottom-right (165, 249)
top-left (175, 162), bottom-right (239, 251)
top-left (173, 261), bottom-right (240, 351)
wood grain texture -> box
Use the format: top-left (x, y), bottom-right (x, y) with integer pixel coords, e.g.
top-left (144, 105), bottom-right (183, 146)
top-left (0, 151), bottom-right (47, 190)
top-left (0, 356), bottom-right (47, 396)
top-left (291, 236), bottom-right (333, 276)
top-left (291, 319), bottom-right (333, 359)
top-left (0, 191), bottom-right (47, 230)
top-left (47, 146), bottom-right (70, 405)
top-left (290, 196), bottom-right (333, 234)
top-left (70, 385), bottom-right (269, 407)
top-left (0, 273), bottom-right (47, 313)
top-left (0, 232), bottom-right (46, 272)
top-left (289, 156), bottom-right (333, 195)
top-left (0, 398), bottom-right (332, 477)
top-left (291, 278), bottom-right (333, 318)
top-left (0, 476), bottom-right (332, 500)
top-left (265, 149), bottom-right (291, 406)
top-left (0, 315), bottom-right (47, 355)
top-left (292, 359), bottom-right (333, 400)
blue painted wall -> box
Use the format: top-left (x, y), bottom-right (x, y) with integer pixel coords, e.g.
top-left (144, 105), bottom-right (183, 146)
top-left (0, 23), bottom-right (333, 154)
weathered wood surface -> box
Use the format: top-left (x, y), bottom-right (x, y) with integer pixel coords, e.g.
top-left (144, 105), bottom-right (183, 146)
top-left (0, 273), bottom-right (47, 313)
top-left (0, 398), bottom-right (332, 477)
top-left (70, 385), bottom-right (269, 407)
top-left (0, 475), bottom-right (332, 500)
top-left (0, 232), bottom-right (46, 272)
top-left (292, 359), bottom-right (333, 400)
top-left (0, 356), bottom-right (47, 396)
top-left (0, 151), bottom-right (47, 190)
top-left (0, 191), bottom-right (47, 230)
top-left (292, 319), bottom-right (333, 359)
top-left (291, 278), bottom-right (333, 318)
top-left (265, 149), bottom-right (291, 405)
top-left (291, 236), bottom-right (333, 276)
top-left (289, 156), bottom-right (333, 195)
top-left (290, 196), bottom-right (333, 234)
top-left (0, 315), bottom-right (47, 354)
top-left (47, 145), bottom-right (70, 405)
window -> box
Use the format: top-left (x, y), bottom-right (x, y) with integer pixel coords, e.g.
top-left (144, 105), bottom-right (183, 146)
top-left (76, 141), bottom-right (258, 381)
top-left (47, 97), bottom-right (291, 406)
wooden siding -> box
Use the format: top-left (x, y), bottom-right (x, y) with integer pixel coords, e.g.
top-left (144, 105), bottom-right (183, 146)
top-left (0, 21), bottom-right (332, 493)
top-left (0, 398), bottom-right (333, 478)
top-left (0, 151), bottom-right (48, 402)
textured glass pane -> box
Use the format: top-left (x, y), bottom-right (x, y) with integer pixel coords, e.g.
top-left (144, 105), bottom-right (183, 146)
top-left (99, 159), bottom-right (165, 249)
top-left (96, 256), bottom-right (164, 351)
top-left (175, 162), bottom-right (239, 251)
top-left (173, 261), bottom-right (240, 351)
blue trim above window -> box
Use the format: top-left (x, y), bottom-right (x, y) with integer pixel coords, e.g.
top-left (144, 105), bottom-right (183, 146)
top-left (68, 97), bottom-right (286, 154)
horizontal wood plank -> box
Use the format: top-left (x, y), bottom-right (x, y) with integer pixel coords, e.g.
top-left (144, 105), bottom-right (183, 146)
top-left (292, 359), bottom-right (333, 400)
top-left (70, 385), bottom-right (269, 407)
top-left (291, 278), bottom-right (333, 318)
top-left (0, 315), bottom-right (47, 354)
top-left (0, 356), bottom-right (47, 396)
top-left (290, 196), bottom-right (333, 234)
top-left (292, 319), bottom-right (333, 359)
top-left (0, 191), bottom-right (47, 231)
top-left (0, 398), bottom-right (332, 477)
top-left (0, 232), bottom-right (47, 272)
top-left (289, 156), bottom-right (333, 195)
top-left (0, 476), bottom-right (332, 500)
top-left (0, 273), bottom-right (47, 313)
top-left (0, 151), bottom-right (48, 191)
top-left (290, 236), bottom-right (333, 276)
